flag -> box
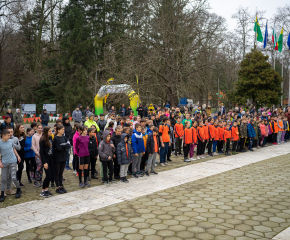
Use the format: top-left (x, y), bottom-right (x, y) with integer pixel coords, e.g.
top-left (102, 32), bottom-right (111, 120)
top-left (272, 27), bottom-right (278, 50)
top-left (254, 16), bottom-right (263, 42)
top-left (287, 33), bottom-right (290, 50)
top-left (263, 22), bottom-right (268, 49)
top-left (278, 28), bottom-right (283, 52)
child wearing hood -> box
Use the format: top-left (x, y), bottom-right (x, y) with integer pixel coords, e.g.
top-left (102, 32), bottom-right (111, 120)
top-left (117, 133), bottom-right (133, 183)
top-left (99, 130), bottom-right (115, 185)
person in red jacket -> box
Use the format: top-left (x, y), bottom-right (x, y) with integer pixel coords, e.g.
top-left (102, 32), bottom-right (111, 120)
top-left (231, 121), bottom-right (239, 155)
top-left (189, 121), bottom-right (198, 160)
top-left (197, 120), bottom-right (205, 160)
top-left (202, 119), bottom-right (209, 156)
top-left (183, 121), bottom-right (192, 162)
top-left (217, 122), bottom-right (225, 153)
top-left (208, 118), bottom-right (215, 156)
top-left (174, 116), bottom-right (184, 157)
top-left (224, 124), bottom-right (231, 155)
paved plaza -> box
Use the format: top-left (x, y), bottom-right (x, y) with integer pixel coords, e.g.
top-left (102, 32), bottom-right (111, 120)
top-left (1, 143), bottom-right (290, 239)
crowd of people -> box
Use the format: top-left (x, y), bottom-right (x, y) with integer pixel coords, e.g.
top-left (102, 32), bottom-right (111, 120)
top-left (0, 103), bottom-right (290, 203)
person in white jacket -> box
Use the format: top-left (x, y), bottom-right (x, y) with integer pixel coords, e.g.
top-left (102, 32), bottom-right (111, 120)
top-left (105, 114), bottom-right (117, 130)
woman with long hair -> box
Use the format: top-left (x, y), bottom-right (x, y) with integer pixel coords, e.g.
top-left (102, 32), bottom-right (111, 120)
top-left (31, 124), bottom-right (43, 187)
top-left (54, 125), bottom-right (71, 194)
top-left (39, 126), bottom-right (54, 197)
top-left (14, 124), bottom-right (26, 186)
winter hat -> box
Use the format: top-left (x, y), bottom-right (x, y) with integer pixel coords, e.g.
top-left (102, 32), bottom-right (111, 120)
top-left (43, 109), bottom-right (47, 112)
top-left (4, 115), bottom-right (11, 119)
top-left (87, 112), bottom-right (94, 119)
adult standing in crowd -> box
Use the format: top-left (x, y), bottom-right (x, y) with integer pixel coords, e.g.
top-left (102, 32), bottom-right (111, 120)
top-left (83, 106), bottom-right (90, 117)
top-left (126, 106), bottom-right (132, 116)
top-left (72, 106), bottom-right (82, 123)
top-left (13, 109), bottom-right (23, 124)
top-left (108, 106), bottom-right (116, 114)
top-left (119, 104), bottom-right (126, 117)
top-left (0, 116), bottom-right (14, 134)
top-left (143, 105), bottom-right (148, 117)
top-left (40, 109), bottom-right (49, 127)
top-left (137, 104), bottom-right (144, 118)
top-left (6, 109), bottom-right (14, 123)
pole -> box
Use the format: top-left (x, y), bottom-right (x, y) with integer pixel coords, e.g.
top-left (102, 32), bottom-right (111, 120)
top-left (255, 15), bottom-right (257, 48)
top-left (217, 78), bottom-right (219, 109)
top-left (289, 56), bottom-right (290, 107)
top-left (281, 53), bottom-right (283, 107)
top-left (95, 69), bottom-right (97, 95)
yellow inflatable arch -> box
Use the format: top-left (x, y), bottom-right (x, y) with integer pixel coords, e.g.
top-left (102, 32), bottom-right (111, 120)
top-left (94, 84), bottom-right (140, 115)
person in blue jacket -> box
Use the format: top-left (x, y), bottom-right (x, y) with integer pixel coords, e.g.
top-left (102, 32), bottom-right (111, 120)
top-left (24, 128), bottom-right (36, 183)
top-left (131, 123), bottom-right (145, 178)
top-left (247, 119), bottom-right (256, 151)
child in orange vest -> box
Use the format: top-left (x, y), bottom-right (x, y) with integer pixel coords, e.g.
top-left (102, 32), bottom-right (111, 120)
top-left (197, 120), bottom-right (205, 160)
top-left (277, 115), bottom-right (283, 144)
top-left (202, 119), bottom-right (209, 157)
top-left (208, 118), bottom-right (215, 156)
top-left (212, 120), bottom-right (219, 155)
top-left (183, 121), bottom-right (192, 162)
top-left (231, 121), bottom-right (239, 155)
top-left (217, 122), bottom-right (224, 153)
top-left (189, 121), bottom-right (198, 161)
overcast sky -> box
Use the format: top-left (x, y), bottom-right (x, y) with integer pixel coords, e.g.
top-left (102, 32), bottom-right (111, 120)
top-left (207, 0), bottom-right (288, 30)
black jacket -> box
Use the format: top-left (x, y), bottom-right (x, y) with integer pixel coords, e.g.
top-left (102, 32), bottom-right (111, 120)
top-left (40, 111), bottom-right (49, 125)
top-left (62, 117), bottom-right (73, 144)
top-left (147, 133), bottom-right (160, 155)
top-left (53, 135), bottom-right (71, 162)
top-left (6, 112), bottom-right (14, 123)
top-left (98, 119), bottom-right (107, 133)
top-left (88, 136), bottom-right (98, 158)
top-left (117, 133), bottom-right (133, 165)
top-left (39, 137), bottom-right (53, 165)
top-left (136, 107), bottom-right (144, 116)
top-left (111, 132), bottom-right (122, 154)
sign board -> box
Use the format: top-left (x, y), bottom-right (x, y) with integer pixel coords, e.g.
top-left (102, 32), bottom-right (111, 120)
top-left (21, 104), bottom-right (36, 114)
top-left (43, 104), bottom-right (56, 114)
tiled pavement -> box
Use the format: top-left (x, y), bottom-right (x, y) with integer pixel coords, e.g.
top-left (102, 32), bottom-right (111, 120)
top-left (1, 143), bottom-right (290, 239)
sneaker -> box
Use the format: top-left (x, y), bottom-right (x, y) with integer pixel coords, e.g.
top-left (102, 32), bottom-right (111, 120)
top-left (86, 176), bottom-right (91, 181)
top-left (109, 180), bottom-right (116, 183)
top-left (76, 172), bottom-right (79, 176)
top-left (132, 173), bottom-right (138, 178)
top-left (151, 171), bottom-right (158, 174)
top-left (190, 158), bottom-right (196, 161)
top-left (101, 178), bottom-right (105, 183)
top-left (124, 178), bottom-right (129, 183)
top-left (225, 153), bottom-right (231, 156)
top-left (47, 191), bottom-right (53, 196)
top-left (15, 189), bottom-right (22, 198)
top-left (104, 181), bottom-right (109, 185)
top-left (5, 189), bottom-right (16, 195)
top-left (114, 175), bottom-right (120, 180)
top-left (145, 171), bottom-right (150, 176)
top-left (120, 177), bottom-right (125, 183)
top-left (51, 183), bottom-right (55, 189)
top-left (56, 188), bottom-right (64, 194)
top-left (250, 149), bottom-right (254, 151)
top-left (155, 164), bottom-right (157, 167)
top-left (34, 181), bottom-right (41, 187)
top-left (73, 170), bottom-right (77, 174)
top-left (65, 166), bottom-right (70, 170)
top-left (160, 163), bottom-right (166, 167)
top-left (79, 182), bottom-right (85, 188)
top-left (84, 182), bottom-right (90, 187)
top-left (184, 158), bottom-right (190, 162)
top-left (178, 153), bottom-right (183, 156)
top-left (174, 153), bottom-right (177, 157)
top-left (40, 191), bottom-right (49, 198)
top-left (197, 156), bottom-right (201, 160)
top-left (27, 179), bottom-right (32, 184)
top-left (201, 155), bottom-right (205, 159)
top-left (19, 182), bottom-right (25, 187)
top-left (91, 175), bottom-right (98, 179)
top-left (61, 186), bottom-right (67, 193)
top-left (0, 196), bottom-right (5, 202)
top-left (136, 173), bottom-right (143, 177)
top-left (167, 158), bottom-right (172, 162)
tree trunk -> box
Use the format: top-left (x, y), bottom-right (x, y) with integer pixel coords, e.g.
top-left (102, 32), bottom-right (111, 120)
top-left (34, 0), bottom-right (46, 76)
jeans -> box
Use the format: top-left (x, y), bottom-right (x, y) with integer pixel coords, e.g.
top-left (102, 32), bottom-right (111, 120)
top-left (159, 142), bottom-right (169, 163)
top-left (66, 147), bottom-right (71, 168)
top-left (248, 137), bottom-right (254, 150)
top-left (212, 141), bottom-right (218, 153)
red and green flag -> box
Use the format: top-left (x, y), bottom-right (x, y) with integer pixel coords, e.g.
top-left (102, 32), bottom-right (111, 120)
top-left (272, 26), bottom-right (278, 50)
top-left (254, 16), bottom-right (263, 42)
top-left (278, 28), bottom-right (283, 52)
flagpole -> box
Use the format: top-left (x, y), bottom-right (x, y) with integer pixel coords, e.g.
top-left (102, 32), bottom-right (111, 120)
top-left (281, 52), bottom-right (283, 107)
top-left (255, 15), bottom-right (257, 49)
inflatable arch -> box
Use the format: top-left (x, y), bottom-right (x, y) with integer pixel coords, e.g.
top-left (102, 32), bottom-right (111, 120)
top-left (94, 84), bottom-right (140, 115)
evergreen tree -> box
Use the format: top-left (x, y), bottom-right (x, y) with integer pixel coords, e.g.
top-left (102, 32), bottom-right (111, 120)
top-left (55, 0), bottom-right (95, 112)
top-left (230, 49), bottom-right (283, 108)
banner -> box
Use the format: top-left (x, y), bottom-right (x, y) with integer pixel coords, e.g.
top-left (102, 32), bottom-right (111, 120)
top-left (21, 104), bottom-right (36, 114)
top-left (43, 104), bottom-right (56, 114)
